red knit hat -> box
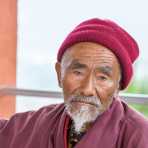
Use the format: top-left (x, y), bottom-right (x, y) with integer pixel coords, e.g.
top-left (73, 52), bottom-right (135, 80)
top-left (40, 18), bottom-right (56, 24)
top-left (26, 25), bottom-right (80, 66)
top-left (57, 18), bottom-right (139, 90)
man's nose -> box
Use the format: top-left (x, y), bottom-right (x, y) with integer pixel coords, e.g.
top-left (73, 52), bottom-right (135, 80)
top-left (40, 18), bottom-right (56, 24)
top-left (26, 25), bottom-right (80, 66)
top-left (79, 75), bottom-right (96, 96)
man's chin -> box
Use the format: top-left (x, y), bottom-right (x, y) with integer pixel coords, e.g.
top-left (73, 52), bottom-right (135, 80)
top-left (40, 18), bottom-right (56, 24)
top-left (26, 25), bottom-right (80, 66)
top-left (65, 103), bottom-right (101, 133)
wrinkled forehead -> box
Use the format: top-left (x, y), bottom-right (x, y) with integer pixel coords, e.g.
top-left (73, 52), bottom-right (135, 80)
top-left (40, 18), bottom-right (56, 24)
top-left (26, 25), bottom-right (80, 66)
top-left (61, 42), bottom-right (120, 68)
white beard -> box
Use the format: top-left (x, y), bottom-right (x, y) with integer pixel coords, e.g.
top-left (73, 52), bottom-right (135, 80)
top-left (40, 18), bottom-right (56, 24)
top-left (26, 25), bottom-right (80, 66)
top-left (65, 96), bottom-right (107, 133)
top-left (66, 104), bottom-right (100, 133)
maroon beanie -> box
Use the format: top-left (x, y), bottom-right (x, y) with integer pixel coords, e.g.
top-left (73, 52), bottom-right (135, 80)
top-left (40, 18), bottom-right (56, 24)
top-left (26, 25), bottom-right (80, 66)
top-left (57, 18), bottom-right (139, 90)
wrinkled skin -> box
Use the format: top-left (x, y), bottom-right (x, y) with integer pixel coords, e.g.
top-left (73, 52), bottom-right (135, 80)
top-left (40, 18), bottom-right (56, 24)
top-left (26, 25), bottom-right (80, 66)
top-left (55, 42), bottom-right (121, 128)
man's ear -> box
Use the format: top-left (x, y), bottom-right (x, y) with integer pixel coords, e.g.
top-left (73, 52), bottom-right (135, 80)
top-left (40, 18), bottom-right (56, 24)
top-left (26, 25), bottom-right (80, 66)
top-left (55, 62), bottom-right (62, 88)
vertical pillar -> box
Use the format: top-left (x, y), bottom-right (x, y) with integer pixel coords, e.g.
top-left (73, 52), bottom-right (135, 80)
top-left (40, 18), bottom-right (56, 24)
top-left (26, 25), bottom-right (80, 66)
top-left (0, 0), bottom-right (17, 118)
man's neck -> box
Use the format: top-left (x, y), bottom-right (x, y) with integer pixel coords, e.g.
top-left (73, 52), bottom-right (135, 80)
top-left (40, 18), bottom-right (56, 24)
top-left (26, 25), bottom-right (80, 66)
top-left (68, 121), bottom-right (92, 148)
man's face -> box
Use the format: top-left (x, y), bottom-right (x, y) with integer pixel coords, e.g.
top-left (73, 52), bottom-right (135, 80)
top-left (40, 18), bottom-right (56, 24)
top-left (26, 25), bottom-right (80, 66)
top-left (56, 42), bottom-right (121, 131)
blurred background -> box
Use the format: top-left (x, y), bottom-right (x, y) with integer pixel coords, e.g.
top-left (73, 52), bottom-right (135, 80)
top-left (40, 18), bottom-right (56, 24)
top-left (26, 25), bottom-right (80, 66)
top-left (0, 0), bottom-right (148, 118)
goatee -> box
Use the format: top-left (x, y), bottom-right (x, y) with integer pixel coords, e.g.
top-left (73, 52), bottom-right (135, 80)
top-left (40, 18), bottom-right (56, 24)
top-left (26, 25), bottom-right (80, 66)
top-left (65, 95), bottom-right (106, 133)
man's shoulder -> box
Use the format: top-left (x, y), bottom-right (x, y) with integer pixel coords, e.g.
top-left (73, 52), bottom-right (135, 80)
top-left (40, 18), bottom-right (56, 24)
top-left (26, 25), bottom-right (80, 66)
top-left (0, 103), bottom-right (65, 130)
top-left (0, 119), bottom-right (8, 129)
top-left (1, 103), bottom-right (64, 120)
top-left (121, 100), bottom-right (148, 131)
top-left (33, 103), bottom-right (64, 115)
top-left (115, 99), bottom-right (148, 147)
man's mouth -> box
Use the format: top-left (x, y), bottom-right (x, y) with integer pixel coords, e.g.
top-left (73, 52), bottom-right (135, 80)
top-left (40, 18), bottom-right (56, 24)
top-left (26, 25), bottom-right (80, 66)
top-left (71, 100), bottom-right (98, 107)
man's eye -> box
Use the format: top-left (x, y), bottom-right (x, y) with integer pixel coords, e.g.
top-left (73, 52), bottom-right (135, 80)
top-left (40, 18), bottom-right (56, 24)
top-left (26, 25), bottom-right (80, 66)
top-left (73, 70), bottom-right (82, 75)
top-left (96, 75), bottom-right (107, 80)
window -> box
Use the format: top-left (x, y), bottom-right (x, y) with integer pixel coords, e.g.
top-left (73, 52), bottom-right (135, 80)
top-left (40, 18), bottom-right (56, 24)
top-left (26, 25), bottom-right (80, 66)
top-left (17, 0), bottom-right (148, 113)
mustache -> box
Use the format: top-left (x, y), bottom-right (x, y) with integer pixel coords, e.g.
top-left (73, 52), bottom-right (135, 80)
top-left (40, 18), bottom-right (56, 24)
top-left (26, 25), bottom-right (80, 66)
top-left (67, 95), bottom-right (101, 107)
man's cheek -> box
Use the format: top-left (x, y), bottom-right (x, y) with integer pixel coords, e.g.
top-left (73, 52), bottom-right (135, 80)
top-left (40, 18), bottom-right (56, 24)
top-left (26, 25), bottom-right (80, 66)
top-left (62, 81), bottom-right (76, 97)
top-left (96, 88), bottom-right (111, 104)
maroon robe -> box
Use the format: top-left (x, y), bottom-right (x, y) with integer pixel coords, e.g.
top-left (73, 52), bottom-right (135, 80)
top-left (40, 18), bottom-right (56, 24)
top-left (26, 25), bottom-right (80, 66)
top-left (0, 98), bottom-right (148, 148)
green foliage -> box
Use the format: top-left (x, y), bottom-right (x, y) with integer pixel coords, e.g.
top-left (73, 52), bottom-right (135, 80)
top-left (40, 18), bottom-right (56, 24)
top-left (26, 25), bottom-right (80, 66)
top-left (129, 104), bottom-right (148, 117)
top-left (126, 79), bottom-right (148, 94)
top-left (125, 78), bottom-right (148, 117)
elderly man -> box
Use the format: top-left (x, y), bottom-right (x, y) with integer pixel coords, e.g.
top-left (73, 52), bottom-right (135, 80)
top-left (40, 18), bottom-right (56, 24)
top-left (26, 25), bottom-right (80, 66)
top-left (0, 18), bottom-right (148, 148)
